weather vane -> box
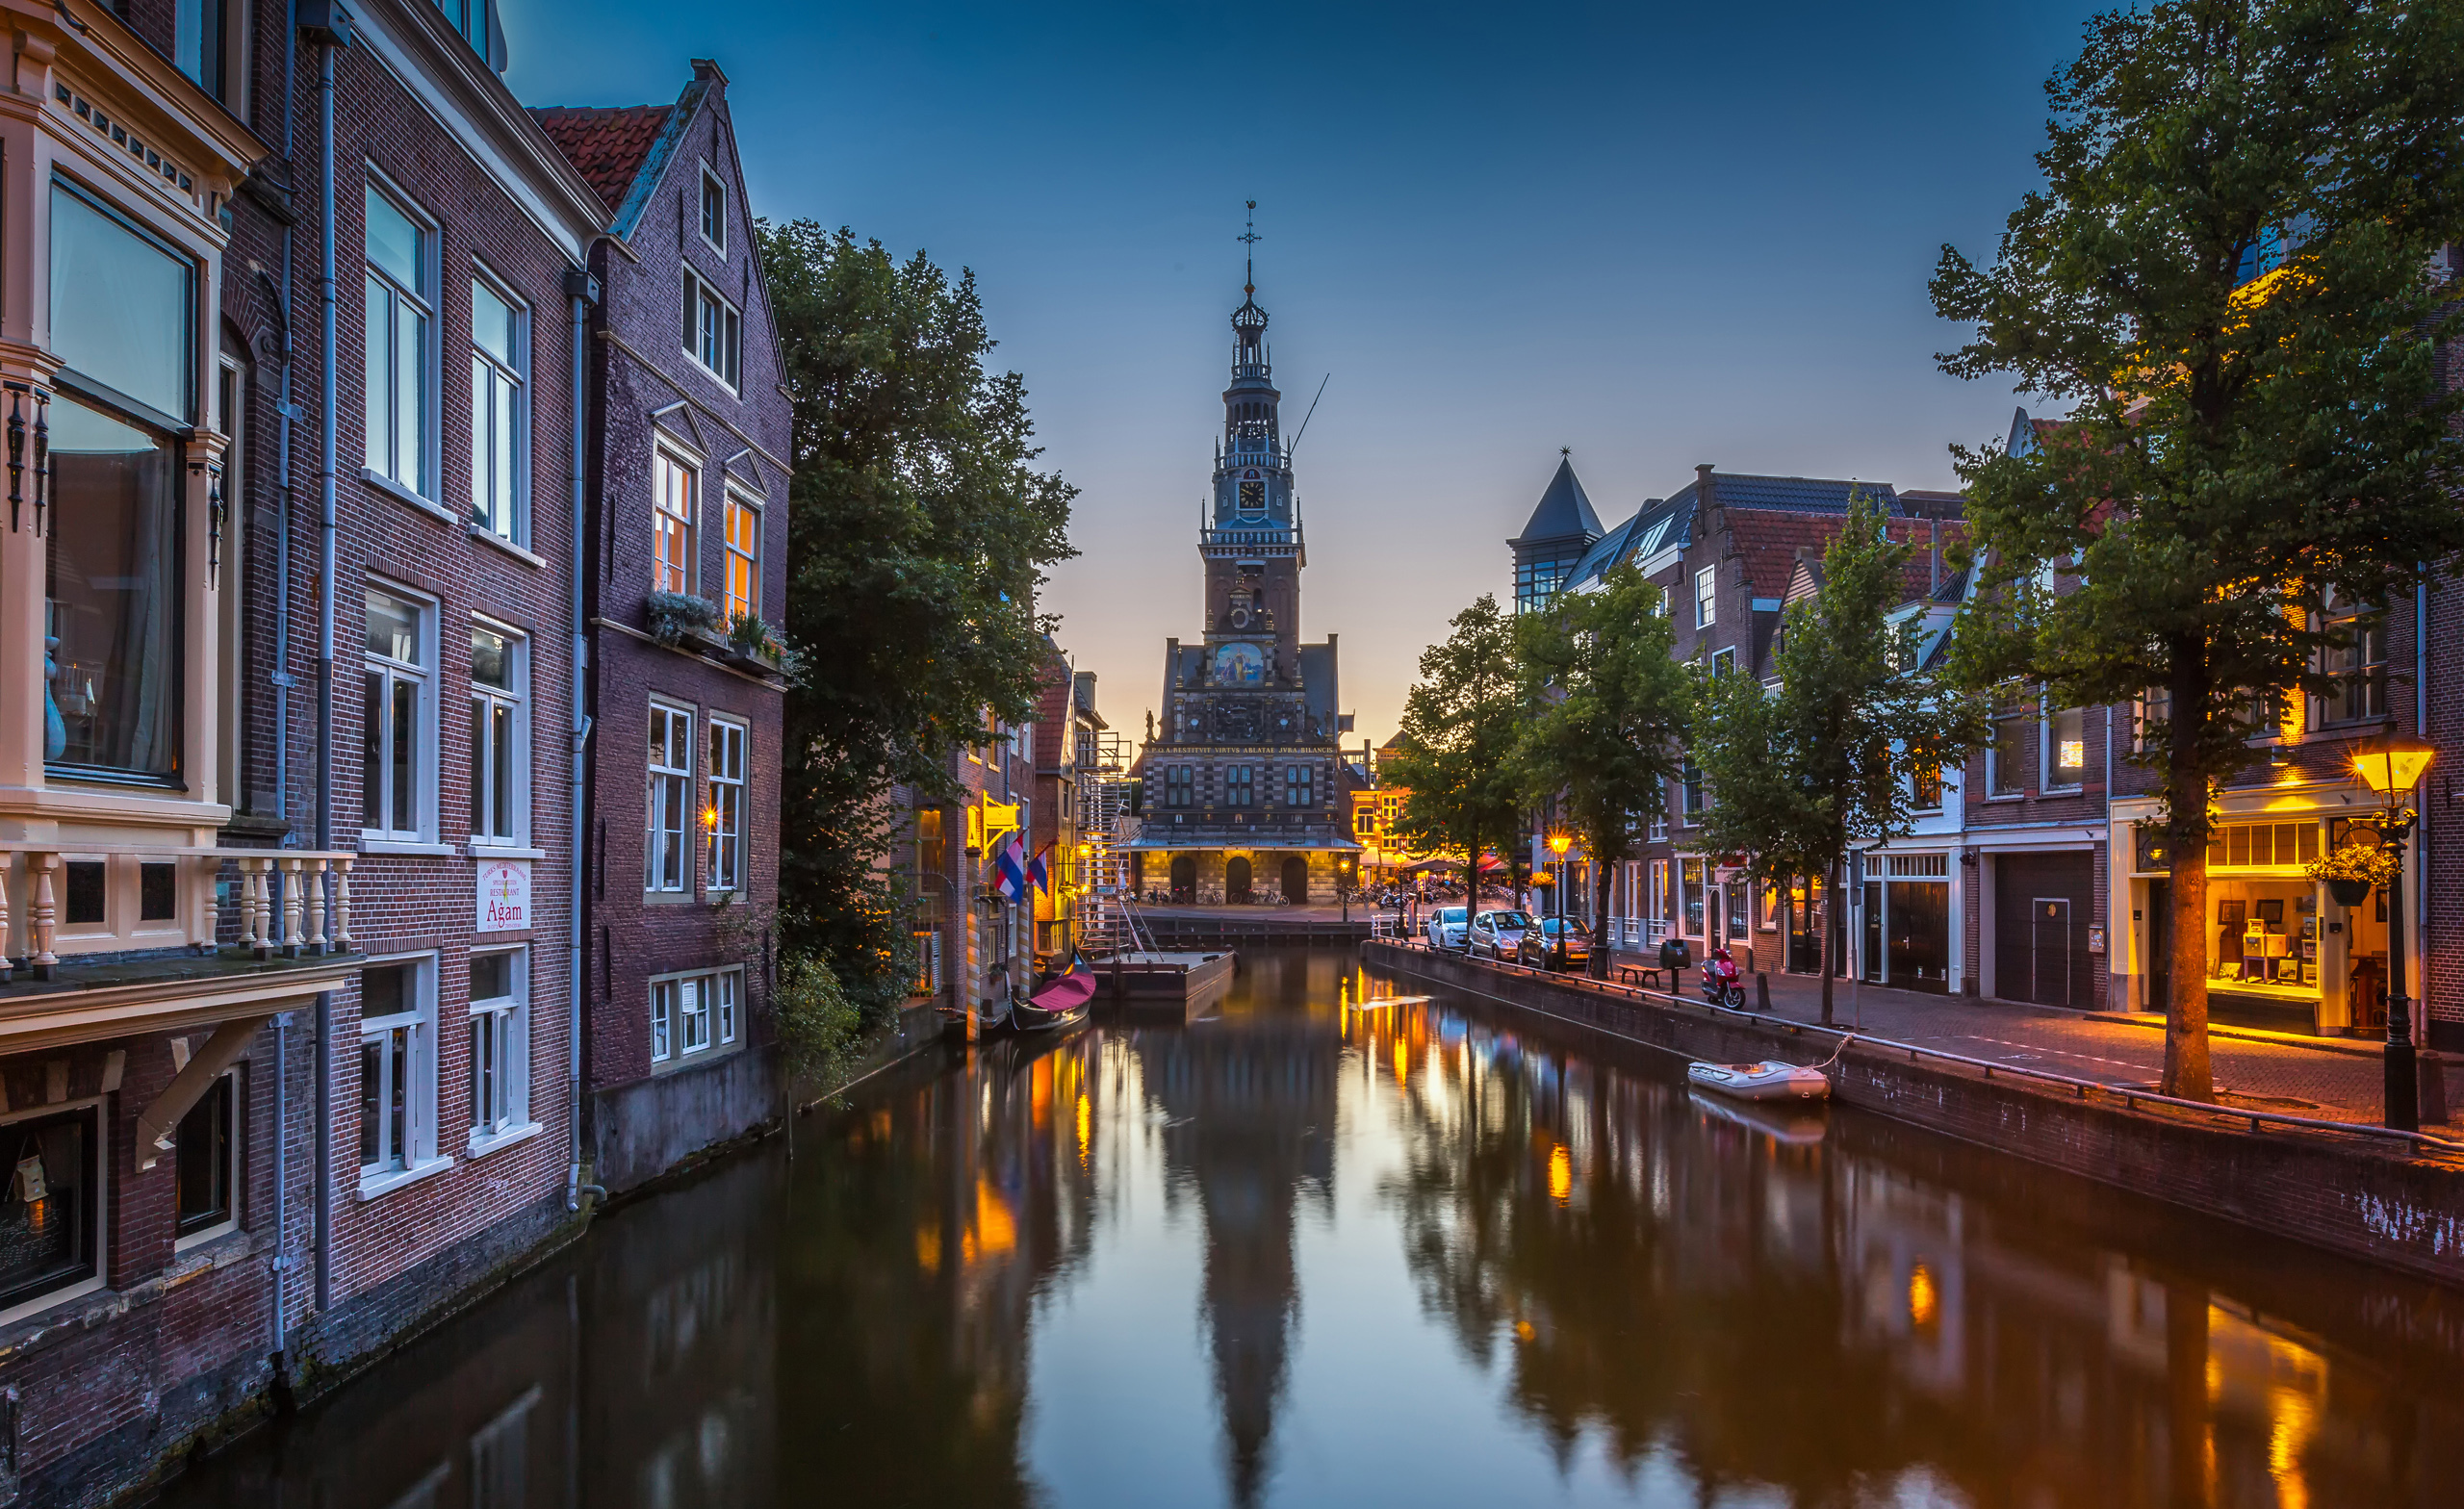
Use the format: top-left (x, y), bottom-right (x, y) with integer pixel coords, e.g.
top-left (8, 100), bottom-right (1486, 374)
top-left (1240, 200), bottom-right (1259, 294)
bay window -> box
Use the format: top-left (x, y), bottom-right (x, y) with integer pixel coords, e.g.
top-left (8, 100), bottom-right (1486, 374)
top-left (707, 718), bottom-right (746, 893)
top-left (46, 180), bottom-right (194, 783)
top-left (364, 184), bottom-right (432, 497)
top-left (470, 275), bottom-right (526, 543)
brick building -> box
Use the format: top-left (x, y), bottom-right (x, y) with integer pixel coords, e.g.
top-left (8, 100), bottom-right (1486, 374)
top-left (533, 62), bottom-right (791, 1195)
top-left (0, 0), bottom-right (787, 1498)
top-left (1030, 658), bottom-right (1105, 959)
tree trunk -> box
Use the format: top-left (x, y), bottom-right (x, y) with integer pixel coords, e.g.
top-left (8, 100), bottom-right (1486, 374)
top-left (1590, 847), bottom-right (1614, 980)
top-left (2163, 634), bottom-right (2215, 1102)
top-left (1819, 857), bottom-right (1837, 1027)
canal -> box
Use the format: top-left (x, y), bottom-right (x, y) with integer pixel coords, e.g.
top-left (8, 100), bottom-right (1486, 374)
top-left (157, 948), bottom-right (2464, 1508)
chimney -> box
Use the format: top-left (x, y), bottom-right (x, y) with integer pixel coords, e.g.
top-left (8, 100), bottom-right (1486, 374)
top-left (1929, 519), bottom-right (1940, 594)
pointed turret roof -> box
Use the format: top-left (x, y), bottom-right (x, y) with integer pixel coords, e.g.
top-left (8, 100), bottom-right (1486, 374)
top-left (1510, 456), bottom-right (1604, 549)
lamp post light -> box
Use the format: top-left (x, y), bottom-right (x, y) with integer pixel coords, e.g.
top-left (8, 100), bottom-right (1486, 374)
top-left (1547, 831), bottom-right (1573, 924)
top-left (2353, 731), bottom-right (2434, 1132)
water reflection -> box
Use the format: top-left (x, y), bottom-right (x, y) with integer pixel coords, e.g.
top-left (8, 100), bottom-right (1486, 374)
top-left (159, 949), bottom-right (2464, 1508)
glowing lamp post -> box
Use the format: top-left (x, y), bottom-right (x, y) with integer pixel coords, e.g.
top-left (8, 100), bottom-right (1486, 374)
top-left (1547, 831), bottom-right (1573, 923)
top-left (2353, 732), bottom-right (2433, 1131)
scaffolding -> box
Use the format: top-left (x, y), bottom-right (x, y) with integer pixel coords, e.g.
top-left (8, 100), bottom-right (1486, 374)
top-left (1073, 729), bottom-right (1153, 957)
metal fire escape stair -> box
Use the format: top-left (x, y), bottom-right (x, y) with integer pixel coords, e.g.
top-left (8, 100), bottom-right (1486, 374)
top-left (1073, 730), bottom-right (1154, 959)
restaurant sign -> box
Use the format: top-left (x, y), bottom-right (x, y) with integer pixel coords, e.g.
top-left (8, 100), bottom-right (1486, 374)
top-left (476, 857), bottom-right (531, 933)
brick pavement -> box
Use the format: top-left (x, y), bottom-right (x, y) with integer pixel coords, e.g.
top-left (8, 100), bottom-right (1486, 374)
top-left (1604, 952), bottom-right (2456, 1129)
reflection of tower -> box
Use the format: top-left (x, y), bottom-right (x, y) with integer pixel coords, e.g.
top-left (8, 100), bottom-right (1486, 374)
top-left (1139, 975), bottom-right (1340, 1507)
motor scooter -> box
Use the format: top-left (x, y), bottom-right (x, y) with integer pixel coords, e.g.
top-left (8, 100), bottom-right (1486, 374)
top-left (1698, 965), bottom-right (1745, 1010)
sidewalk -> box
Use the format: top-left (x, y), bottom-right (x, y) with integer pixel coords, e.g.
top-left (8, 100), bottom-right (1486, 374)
top-left (1606, 951), bottom-right (2444, 1128)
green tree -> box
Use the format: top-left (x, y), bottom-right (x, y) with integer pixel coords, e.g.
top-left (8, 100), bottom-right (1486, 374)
top-left (762, 221), bottom-right (1077, 1019)
top-left (1386, 596), bottom-right (1525, 918)
top-left (1929, 0), bottom-right (2464, 1096)
top-left (1694, 495), bottom-right (1983, 1024)
top-left (1512, 564), bottom-right (1693, 977)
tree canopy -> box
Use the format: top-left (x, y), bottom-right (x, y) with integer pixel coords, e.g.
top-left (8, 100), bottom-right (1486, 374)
top-left (1929, 0), bottom-right (2464, 1093)
top-left (1385, 596), bottom-right (1527, 901)
top-left (762, 221), bottom-right (1077, 1016)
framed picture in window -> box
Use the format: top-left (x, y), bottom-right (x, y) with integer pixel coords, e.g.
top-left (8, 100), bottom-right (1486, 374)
top-left (2217, 899), bottom-right (2246, 928)
top-left (2254, 898), bottom-right (2285, 926)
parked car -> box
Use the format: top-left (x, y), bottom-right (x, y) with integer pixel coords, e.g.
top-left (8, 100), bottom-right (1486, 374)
top-left (1425, 906), bottom-right (1470, 951)
top-left (1517, 917), bottom-right (1592, 972)
top-left (1467, 909), bottom-right (1534, 959)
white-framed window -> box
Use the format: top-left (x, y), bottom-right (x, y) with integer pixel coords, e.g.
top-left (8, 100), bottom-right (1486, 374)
top-left (1988, 699), bottom-right (2028, 797)
top-left (2043, 703), bottom-right (2086, 790)
top-left (469, 271), bottom-right (526, 543)
top-left (680, 268), bottom-right (743, 390)
top-left (1694, 566), bottom-right (1716, 628)
top-left (0, 1098), bottom-right (105, 1322)
top-left (469, 623), bottom-right (526, 844)
top-left (647, 703), bottom-right (694, 893)
top-left (699, 164), bottom-right (728, 255)
top-left (653, 449), bottom-right (696, 596)
top-left (359, 957), bottom-right (439, 1189)
top-left (363, 586), bottom-right (435, 840)
top-left (707, 718), bottom-right (746, 894)
top-left (363, 179), bottom-right (435, 497)
top-left (1709, 646), bottom-right (1736, 678)
top-left (467, 947), bottom-right (529, 1144)
top-left (174, 1068), bottom-right (237, 1247)
top-left (651, 966), bottom-right (744, 1068)
top-left (722, 487), bottom-right (759, 622)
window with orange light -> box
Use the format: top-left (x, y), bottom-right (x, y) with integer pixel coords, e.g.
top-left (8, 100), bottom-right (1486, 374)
top-left (707, 718), bottom-right (747, 893)
top-left (653, 450), bottom-right (696, 595)
top-left (722, 489), bottom-right (760, 622)
top-left (0, 1104), bottom-right (99, 1312)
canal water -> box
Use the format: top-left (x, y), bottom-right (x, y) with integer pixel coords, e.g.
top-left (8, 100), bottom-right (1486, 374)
top-left (158, 948), bottom-right (2464, 1508)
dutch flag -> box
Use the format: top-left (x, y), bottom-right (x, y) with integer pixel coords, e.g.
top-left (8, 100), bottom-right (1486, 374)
top-left (994, 834), bottom-right (1031, 904)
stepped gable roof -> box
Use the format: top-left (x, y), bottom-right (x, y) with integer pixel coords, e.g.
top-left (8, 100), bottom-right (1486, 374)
top-left (528, 105), bottom-right (672, 215)
top-left (1510, 457), bottom-right (1604, 548)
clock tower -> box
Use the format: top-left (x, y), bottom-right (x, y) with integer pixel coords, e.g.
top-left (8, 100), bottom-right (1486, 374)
top-left (1137, 228), bottom-right (1356, 904)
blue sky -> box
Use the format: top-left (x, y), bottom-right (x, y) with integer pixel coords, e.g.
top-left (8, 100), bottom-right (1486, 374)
top-left (508, 0), bottom-right (2101, 743)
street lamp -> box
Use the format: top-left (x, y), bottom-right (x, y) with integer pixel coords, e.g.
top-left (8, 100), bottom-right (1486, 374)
top-left (2353, 731), bottom-right (2434, 1131)
top-left (1547, 830), bottom-right (1572, 923)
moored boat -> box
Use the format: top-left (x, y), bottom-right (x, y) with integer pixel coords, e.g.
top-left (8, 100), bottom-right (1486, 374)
top-left (1015, 956), bottom-right (1099, 1032)
top-left (1686, 1060), bottom-right (1830, 1102)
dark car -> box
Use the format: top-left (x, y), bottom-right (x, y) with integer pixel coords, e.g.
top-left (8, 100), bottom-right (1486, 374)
top-left (1467, 909), bottom-right (1534, 959)
top-left (1517, 917), bottom-right (1592, 972)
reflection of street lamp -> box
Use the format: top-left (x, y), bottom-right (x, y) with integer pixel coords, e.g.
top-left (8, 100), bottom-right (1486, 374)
top-left (2354, 732), bottom-right (2433, 1131)
top-left (1547, 831), bottom-right (1572, 922)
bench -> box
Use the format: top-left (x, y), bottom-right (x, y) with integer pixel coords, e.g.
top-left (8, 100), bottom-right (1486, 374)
top-left (1616, 964), bottom-right (1665, 989)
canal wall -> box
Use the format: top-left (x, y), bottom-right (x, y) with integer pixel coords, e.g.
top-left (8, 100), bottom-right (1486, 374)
top-left (1367, 941), bottom-right (2464, 1289)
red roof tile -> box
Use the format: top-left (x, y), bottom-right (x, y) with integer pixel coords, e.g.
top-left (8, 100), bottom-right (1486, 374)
top-left (1724, 510), bottom-right (1965, 602)
top-left (528, 105), bottom-right (672, 216)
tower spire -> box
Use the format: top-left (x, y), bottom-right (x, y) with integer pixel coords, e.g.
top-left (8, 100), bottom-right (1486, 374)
top-left (1239, 199), bottom-right (1259, 296)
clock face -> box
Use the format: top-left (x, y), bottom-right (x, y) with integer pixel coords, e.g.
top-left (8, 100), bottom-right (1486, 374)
top-left (1239, 479), bottom-right (1265, 515)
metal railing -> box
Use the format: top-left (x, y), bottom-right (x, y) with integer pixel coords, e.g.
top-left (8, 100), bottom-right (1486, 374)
top-left (1374, 939), bottom-right (2464, 1158)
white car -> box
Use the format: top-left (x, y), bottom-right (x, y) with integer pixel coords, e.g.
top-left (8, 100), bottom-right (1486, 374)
top-left (1424, 906), bottom-right (1469, 950)
top-left (1467, 909), bottom-right (1535, 960)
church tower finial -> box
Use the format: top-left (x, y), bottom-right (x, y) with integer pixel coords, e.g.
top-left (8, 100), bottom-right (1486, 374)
top-left (1239, 199), bottom-right (1259, 296)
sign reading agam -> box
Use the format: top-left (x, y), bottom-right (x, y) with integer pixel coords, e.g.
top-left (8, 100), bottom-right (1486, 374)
top-left (476, 858), bottom-right (530, 933)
